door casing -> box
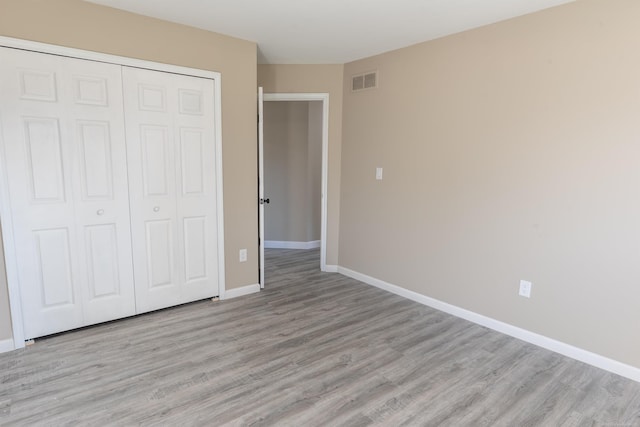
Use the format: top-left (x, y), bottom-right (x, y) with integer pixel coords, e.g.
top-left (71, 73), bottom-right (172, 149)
top-left (258, 93), bottom-right (330, 286)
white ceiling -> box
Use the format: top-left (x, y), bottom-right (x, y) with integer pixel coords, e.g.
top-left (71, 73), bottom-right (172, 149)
top-left (85, 0), bottom-right (576, 64)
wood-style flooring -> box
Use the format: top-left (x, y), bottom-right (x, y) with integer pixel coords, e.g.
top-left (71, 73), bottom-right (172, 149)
top-left (1, 248), bottom-right (640, 426)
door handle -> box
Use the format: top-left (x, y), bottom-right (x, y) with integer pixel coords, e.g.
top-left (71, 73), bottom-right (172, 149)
top-left (259, 198), bottom-right (270, 205)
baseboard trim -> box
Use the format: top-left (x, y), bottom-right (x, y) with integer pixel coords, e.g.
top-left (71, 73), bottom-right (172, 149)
top-left (0, 338), bottom-right (15, 353)
top-left (324, 264), bottom-right (338, 273)
top-left (264, 240), bottom-right (321, 250)
top-left (338, 266), bottom-right (640, 383)
top-left (222, 283), bottom-right (260, 300)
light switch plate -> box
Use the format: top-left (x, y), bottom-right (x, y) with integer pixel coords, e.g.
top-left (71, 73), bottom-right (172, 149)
top-left (376, 167), bottom-right (383, 180)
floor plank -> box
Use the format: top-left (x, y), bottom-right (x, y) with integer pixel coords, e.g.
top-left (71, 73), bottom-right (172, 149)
top-left (1, 248), bottom-right (639, 426)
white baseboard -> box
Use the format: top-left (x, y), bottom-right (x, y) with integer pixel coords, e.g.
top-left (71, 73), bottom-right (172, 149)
top-left (338, 266), bottom-right (640, 383)
top-left (0, 338), bottom-right (15, 353)
top-left (222, 283), bottom-right (260, 300)
top-left (324, 264), bottom-right (338, 273)
top-left (264, 240), bottom-right (321, 250)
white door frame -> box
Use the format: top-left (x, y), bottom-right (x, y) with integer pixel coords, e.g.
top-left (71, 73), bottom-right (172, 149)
top-left (258, 88), bottom-right (265, 288)
top-left (0, 36), bottom-right (226, 350)
top-left (261, 93), bottom-right (330, 274)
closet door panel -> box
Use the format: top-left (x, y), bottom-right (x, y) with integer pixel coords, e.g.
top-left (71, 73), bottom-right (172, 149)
top-left (0, 48), bottom-right (136, 337)
top-left (123, 67), bottom-right (180, 313)
top-left (77, 120), bottom-right (113, 199)
top-left (146, 219), bottom-right (175, 288)
top-left (0, 48), bottom-right (84, 338)
top-left (84, 224), bottom-right (121, 298)
top-left (65, 56), bottom-right (136, 325)
top-left (123, 67), bottom-right (218, 313)
top-left (174, 73), bottom-right (219, 302)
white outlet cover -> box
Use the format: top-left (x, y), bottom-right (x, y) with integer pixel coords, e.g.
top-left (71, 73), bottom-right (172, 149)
top-left (239, 249), bottom-right (247, 262)
top-left (376, 167), bottom-right (383, 180)
top-left (519, 280), bottom-right (532, 298)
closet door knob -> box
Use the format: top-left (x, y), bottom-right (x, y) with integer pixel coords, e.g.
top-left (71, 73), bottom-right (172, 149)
top-left (153, 206), bottom-right (160, 212)
top-left (97, 209), bottom-right (105, 216)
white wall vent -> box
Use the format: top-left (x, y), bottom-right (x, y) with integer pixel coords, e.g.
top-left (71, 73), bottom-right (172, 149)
top-left (352, 70), bottom-right (377, 92)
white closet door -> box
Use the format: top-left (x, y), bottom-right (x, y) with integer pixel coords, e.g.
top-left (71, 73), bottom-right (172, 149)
top-left (66, 56), bottom-right (136, 326)
top-left (0, 48), bottom-right (136, 338)
top-left (123, 67), bottom-right (219, 313)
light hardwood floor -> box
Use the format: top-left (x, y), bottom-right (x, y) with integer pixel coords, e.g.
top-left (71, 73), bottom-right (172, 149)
top-left (1, 248), bottom-right (639, 426)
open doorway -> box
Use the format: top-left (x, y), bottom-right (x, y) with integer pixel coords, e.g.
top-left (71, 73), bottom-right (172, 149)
top-left (264, 100), bottom-right (322, 249)
top-left (258, 92), bottom-right (329, 288)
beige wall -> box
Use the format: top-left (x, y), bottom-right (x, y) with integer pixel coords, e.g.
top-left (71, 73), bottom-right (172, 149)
top-left (264, 101), bottom-right (322, 242)
top-left (340, 0), bottom-right (640, 368)
top-left (0, 0), bottom-right (258, 341)
top-left (258, 65), bottom-right (343, 265)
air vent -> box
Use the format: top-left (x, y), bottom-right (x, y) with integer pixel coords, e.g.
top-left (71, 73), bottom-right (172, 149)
top-left (364, 72), bottom-right (377, 89)
top-left (352, 75), bottom-right (364, 91)
top-left (351, 70), bottom-right (378, 92)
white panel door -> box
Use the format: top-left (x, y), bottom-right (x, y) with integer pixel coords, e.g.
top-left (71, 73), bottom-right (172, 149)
top-left (123, 67), bottom-right (218, 313)
top-left (66, 56), bottom-right (137, 326)
top-left (0, 47), bottom-right (136, 338)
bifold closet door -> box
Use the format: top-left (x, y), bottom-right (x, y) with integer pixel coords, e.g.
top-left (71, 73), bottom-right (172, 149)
top-left (0, 48), bottom-right (136, 338)
top-left (122, 67), bottom-right (219, 313)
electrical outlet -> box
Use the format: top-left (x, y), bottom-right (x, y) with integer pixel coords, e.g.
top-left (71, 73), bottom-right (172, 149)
top-left (519, 280), bottom-right (532, 298)
top-left (376, 167), bottom-right (383, 180)
top-left (239, 249), bottom-right (247, 262)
